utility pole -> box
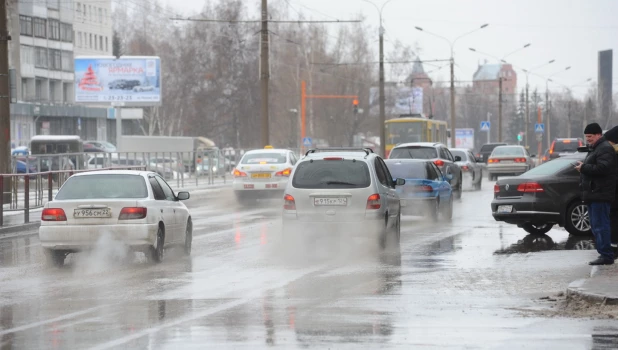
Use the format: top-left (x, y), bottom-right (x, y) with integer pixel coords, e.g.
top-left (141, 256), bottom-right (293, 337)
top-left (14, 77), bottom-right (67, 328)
top-left (545, 87), bottom-right (550, 149)
top-left (379, 26), bottom-right (385, 156)
top-left (260, 0), bottom-right (269, 147)
top-left (0, 0), bottom-right (10, 202)
top-left (450, 57), bottom-right (455, 148)
top-left (498, 78), bottom-right (503, 142)
top-left (525, 83), bottom-right (529, 149)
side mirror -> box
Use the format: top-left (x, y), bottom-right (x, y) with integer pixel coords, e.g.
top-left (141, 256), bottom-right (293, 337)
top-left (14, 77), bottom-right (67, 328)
top-left (577, 146), bottom-right (591, 153)
top-left (394, 178), bottom-right (405, 186)
top-left (454, 156), bottom-right (462, 162)
top-left (530, 154), bottom-right (537, 158)
top-left (445, 174), bottom-right (454, 181)
top-left (177, 191), bottom-right (190, 201)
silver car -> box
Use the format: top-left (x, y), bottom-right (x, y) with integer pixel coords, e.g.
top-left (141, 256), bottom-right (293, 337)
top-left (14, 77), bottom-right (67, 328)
top-left (486, 145), bottom-right (535, 180)
top-left (388, 142), bottom-right (464, 199)
top-left (449, 148), bottom-right (483, 190)
top-left (282, 148), bottom-right (404, 250)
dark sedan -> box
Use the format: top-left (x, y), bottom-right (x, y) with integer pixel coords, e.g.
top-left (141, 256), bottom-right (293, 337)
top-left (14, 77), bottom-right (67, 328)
top-left (491, 152), bottom-right (590, 236)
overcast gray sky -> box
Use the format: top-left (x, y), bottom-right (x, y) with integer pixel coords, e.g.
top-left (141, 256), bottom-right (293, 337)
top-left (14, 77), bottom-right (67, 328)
top-left (167, 0), bottom-right (616, 98)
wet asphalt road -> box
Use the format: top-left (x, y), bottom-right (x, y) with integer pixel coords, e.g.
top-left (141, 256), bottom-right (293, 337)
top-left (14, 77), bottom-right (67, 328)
top-left (2, 180), bottom-right (618, 349)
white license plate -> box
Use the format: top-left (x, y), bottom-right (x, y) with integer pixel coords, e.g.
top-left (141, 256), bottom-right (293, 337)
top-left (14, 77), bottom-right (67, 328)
top-left (314, 197), bottom-right (347, 206)
top-left (501, 160), bottom-right (514, 164)
top-left (74, 208), bottom-right (112, 218)
top-left (497, 205), bottom-right (513, 214)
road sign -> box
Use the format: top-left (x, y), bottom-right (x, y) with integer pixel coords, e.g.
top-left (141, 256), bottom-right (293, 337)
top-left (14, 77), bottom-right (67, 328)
top-left (480, 121), bottom-right (490, 131)
top-left (535, 123), bottom-right (545, 133)
top-left (536, 133), bottom-right (543, 142)
top-left (302, 137), bottom-right (312, 147)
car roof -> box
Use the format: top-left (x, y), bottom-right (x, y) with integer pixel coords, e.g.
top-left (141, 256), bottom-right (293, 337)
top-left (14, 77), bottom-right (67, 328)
top-left (70, 170), bottom-right (153, 177)
top-left (393, 142), bottom-right (442, 148)
top-left (303, 151), bottom-right (375, 161)
top-left (243, 149), bottom-right (290, 154)
top-left (494, 145), bottom-right (524, 149)
top-left (449, 148), bottom-right (471, 152)
top-left (384, 158), bottom-right (428, 163)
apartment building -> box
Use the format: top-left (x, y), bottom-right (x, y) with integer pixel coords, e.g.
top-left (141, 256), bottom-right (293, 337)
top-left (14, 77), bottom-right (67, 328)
top-left (73, 1), bottom-right (113, 56)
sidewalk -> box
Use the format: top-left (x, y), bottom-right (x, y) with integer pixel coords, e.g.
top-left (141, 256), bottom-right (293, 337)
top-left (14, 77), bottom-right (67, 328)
top-left (0, 177), bottom-right (230, 236)
top-left (567, 264), bottom-right (618, 305)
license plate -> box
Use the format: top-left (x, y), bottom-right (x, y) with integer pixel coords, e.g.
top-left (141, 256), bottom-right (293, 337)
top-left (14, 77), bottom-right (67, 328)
top-left (400, 199), bottom-right (407, 207)
top-left (314, 197), bottom-right (347, 206)
top-left (74, 208), bottom-right (112, 218)
top-left (251, 173), bottom-right (271, 179)
top-left (501, 160), bottom-right (514, 164)
top-left (497, 205), bottom-right (513, 214)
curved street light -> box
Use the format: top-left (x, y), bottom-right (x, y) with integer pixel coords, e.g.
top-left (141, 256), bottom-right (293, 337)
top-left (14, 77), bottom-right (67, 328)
top-left (415, 24), bottom-right (489, 147)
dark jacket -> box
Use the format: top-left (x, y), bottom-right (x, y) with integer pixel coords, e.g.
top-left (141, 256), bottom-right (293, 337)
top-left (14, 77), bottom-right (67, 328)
top-left (580, 136), bottom-right (618, 203)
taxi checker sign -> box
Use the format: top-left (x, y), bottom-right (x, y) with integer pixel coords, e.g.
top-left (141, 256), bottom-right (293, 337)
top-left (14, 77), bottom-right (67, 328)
top-left (74, 56), bottom-right (161, 106)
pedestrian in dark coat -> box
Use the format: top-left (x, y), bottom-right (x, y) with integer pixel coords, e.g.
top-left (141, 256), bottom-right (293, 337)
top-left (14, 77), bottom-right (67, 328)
top-left (601, 126), bottom-right (618, 256)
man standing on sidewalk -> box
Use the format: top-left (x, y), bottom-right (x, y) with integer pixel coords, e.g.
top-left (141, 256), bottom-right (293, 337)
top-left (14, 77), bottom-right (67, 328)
top-left (575, 122), bottom-right (617, 265)
top-left (601, 126), bottom-right (618, 256)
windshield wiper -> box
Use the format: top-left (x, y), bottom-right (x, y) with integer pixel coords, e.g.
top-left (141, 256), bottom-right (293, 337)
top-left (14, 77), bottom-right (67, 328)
top-left (324, 180), bottom-right (357, 186)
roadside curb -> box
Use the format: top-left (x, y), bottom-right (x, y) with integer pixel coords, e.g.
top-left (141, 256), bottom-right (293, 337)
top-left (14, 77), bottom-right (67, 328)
top-left (0, 222), bottom-right (40, 236)
top-left (566, 265), bottom-right (618, 305)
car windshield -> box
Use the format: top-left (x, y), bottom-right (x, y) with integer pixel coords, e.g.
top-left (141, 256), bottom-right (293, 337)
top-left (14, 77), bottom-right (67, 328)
top-left (553, 140), bottom-right (579, 152)
top-left (450, 150), bottom-right (467, 161)
top-left (389, 147), bottom-right (437, 159)
top-left (385, 161), bottom-right (428, 179)
top-left (292, 159), bottom-right (370, 188)
top-left (523, 158), bottom-right (576, 176)
top-left (241, 152), bottom-right (286, 164)
top-left (56, 174), bottom-right (148, 199)
top-left (480, 144), bottom-right (505, 152)
top-left (492, 147), bottom-right (524, 156)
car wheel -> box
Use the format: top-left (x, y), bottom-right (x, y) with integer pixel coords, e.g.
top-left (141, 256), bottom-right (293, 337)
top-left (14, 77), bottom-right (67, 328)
top-left (488, 173), bottom-right (495, 181)
top-left (442, 195), bottom-right (453, 220)
top-left (565, 201), bottom-right (592, 236)
top-left (149, 226), bottom-right (165, 263)
top-left (521, 223), bottom-right (554, 235)
top-left (44, 248), bottom-right (66, 267)
top-left (184, 218), bottom-right (193, 256)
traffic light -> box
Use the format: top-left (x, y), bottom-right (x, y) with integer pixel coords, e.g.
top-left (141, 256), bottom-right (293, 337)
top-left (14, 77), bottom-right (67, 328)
top-left (517, 133), bottom-right (523, 141)
top-left (353, 99), bottom-right (359, 114)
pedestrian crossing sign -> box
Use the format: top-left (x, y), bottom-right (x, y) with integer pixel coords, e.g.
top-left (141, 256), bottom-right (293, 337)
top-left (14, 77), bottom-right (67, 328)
top-left (535, 123), bottom-right (544, 133)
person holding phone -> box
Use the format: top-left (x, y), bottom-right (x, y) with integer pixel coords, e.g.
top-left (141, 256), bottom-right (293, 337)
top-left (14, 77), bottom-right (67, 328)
top-left (601, 126), bottom-right (618, 255)
top-left (574, 122), bottom-right (617, 265)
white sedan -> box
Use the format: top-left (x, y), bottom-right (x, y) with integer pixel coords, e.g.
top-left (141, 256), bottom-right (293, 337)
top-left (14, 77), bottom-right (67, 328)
top-left (232, 148), bottom-right (298, 204)
top-left (38, 170), bottom-right (192, 266)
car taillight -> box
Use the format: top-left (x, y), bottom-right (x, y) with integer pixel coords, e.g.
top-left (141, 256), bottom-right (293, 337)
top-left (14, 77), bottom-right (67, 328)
top-left (233, 168), bottom-right (247, 177)
top-left (494, 184), bottom-right (500, 193)
top-left (434, 159), bottom-right (444, 167)
top-left (42, 208), bottom-right (67, 221)
top-left (283, 194), bottom-right (296, 210)
top-left (461, 165), bottom-right (469, 171)
top-left (514, 158), bottom-right (527, 163)
top-left (488, 158), bottom-right (499, 163)
top-left (275, 168), bottom-right (292, 177)
top-left (119, 207), bottom-right (147, 220)
top-left (414, 185), bottom-right (433, 192)
top-left (549, 141), bottom-right (555, 154)
top-left (366, 194), bottom-right (381, 209)
top-left (517, 182), bottom-right (544, 193)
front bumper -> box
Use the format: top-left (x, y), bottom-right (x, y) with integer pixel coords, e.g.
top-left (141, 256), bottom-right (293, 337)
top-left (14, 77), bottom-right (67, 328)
top-left (39, 223), bottom-right (159, 251)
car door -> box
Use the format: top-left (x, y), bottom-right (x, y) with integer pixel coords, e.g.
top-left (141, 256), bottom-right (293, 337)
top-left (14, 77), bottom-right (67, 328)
top-left (148, 175), bottom-right (178, 244)
top-left (154, 175), bottom-right (186, 243)
top-left (375, 157), bottom-right (399, 220)
top-left (439, 147), bottom-right (456, 185)
top-left (467, 150), bottom-right (481, 181)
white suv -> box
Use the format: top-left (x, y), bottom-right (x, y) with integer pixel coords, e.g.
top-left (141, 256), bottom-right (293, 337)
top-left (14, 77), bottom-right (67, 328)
top-left (282, 148), bottom-right (404, 249)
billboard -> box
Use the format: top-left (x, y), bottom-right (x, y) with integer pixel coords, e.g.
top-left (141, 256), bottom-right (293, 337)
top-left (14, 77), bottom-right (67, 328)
top-left (455, 128), bottom-right (475, 149)
top-left (369, 86), bottom-right (423, 116)
top-left (74, 56), bottom-right (161, 106)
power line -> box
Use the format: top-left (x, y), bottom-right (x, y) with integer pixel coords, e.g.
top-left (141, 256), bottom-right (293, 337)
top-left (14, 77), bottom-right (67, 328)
top-left (310, 58), bottom-right (451, 66)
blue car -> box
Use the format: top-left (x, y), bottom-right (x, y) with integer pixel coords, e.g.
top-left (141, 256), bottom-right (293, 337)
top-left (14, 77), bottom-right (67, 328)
top-left (15, 160), bottom-right (37, 175)
top-left (385, 159), bottom-right (453, 220)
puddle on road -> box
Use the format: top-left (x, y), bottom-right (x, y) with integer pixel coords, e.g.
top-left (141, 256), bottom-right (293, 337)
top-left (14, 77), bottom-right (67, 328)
top-left (494, 234), bottom-right (595, 255)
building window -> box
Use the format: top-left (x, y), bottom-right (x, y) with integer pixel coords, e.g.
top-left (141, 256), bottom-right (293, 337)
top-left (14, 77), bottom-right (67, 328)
top-left (99, 8), bottom-right (102, 23)
top-left (61, 51), bottom-right (73, 71)
top-left (35, 79), bottom-right (43, 100)
top-left (84, 4), bottom-right (87, 18)
top-left (50, 80), bottom-right (57, 102)
top-left (20, 15), bottom-right (32, 36)
top-left (21, 78), bottom-right (28, 100)
top-left (20, 45), bottom-right (34, 65)
top-left (89, 33), bottom-right (92, 49)
top-left (99, 36), bottom-right (103, 51)
top-left (76, 2), bottom-right (81, 15)
top-left (94, 35), bottom-right (97, 50)
top-left (35, 47), bottom-right (48, 68)
top-left (105, 37), bottom-right (108, 52)
top-left (103, 9), bottom-right (107, 24)
top-left (77, 32), bottom-right (82, 47)
top-left (48, 19), bottom-right (60, 40)
top-left (33, 18), bottom-right (46, 38)
top-left (48, 49), bottom-right (61, 70)
top-left (60, 23), bottom-right (72, 42)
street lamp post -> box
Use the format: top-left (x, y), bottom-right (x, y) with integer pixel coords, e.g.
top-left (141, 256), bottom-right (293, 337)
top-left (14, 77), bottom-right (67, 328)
top-left (522, 59), bottom-right (555, 149)
top-left (545, 66), bottom-right (571, 148)
top-left (551, 78), bottom-right (592, 138)
top-left (415, 24), bottom-right (488, 147)
top-left (362, 0), bottom-right (395, 157)
top-left (469, 44), bottom-right (531, 142)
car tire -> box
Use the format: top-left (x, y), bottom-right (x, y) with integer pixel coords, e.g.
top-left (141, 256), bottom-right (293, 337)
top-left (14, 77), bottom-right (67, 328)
top-left (184, 218), bottom-right (193, 256)
top-left (455, 176), bottom-right (462, 199)
top-left (380, 214), bottom-right (400, 250)
top-left (488, 173), bottom-right (495, 181)
top-left (521, 223), bottom-right (554, 235)
top-left (565, 201), bottom-right (592, 236)
top-left (442, 195), bottom-right (453, 220)
top-left (149, 226), bottom-right (165, 263)
top-left (44, 248), bottom-right (66, 267)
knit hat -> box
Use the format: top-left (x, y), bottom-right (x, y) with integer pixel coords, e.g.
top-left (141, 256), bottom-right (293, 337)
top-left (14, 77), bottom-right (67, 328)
top-left (584, 122), bottom-right (603, 135)
top-left (604, 126), bottom-right (618, 144)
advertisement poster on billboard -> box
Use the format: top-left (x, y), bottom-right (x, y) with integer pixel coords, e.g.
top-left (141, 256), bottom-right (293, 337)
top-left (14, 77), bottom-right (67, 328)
top-left (369, 86), bottom-right (423, 116)
top-left (455, 128), bottom-right (475, 149)
top-left (74, 56), bottom-right (161, 106)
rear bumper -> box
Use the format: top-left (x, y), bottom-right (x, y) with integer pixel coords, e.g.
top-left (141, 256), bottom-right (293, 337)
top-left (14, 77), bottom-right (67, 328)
top-left (487, 164), bottom-right (528, 175)
top-left (39, 223), bottom-right (159, 251)
top-left (491, 197), bottom-right (561, 226)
